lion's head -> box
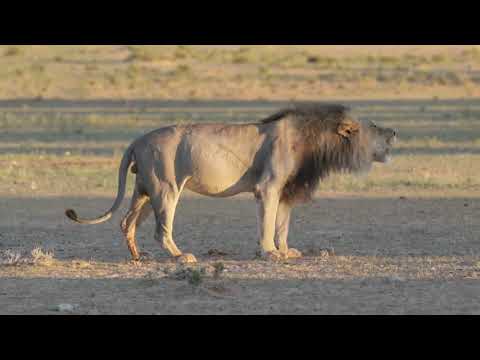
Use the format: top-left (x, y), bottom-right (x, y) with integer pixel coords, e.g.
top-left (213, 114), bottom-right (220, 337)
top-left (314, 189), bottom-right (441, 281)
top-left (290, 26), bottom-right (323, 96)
top-left (262, 104), bottom-right (397, 203)
top-left (360, 119), bottom-right (397, 164)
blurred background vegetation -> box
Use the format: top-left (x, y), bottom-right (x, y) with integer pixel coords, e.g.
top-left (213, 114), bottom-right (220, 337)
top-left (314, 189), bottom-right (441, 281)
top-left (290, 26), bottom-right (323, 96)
top-left (0, 45), bottom-right (479, 100)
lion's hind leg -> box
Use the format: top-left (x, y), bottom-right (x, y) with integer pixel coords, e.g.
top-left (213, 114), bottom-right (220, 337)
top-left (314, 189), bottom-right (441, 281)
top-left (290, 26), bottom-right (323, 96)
top-left (121, 187), bottom-right (151, 262)
top-left (150, 182), bottom-right (197, 264)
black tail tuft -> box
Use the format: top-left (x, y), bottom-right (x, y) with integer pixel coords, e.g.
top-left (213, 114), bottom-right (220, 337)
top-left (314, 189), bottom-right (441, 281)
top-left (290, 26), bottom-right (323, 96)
top-left (65, 209), bottom-right (78, 221)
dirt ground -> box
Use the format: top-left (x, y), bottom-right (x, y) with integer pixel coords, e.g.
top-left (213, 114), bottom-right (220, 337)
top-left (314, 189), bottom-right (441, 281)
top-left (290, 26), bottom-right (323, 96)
top-left (1, 193), bottom-right (479, 315)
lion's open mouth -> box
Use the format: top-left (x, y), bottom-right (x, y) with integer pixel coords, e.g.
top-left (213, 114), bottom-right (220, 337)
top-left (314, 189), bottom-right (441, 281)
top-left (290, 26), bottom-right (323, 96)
top-left (384, 147), bottom-right (395, 163)
top-left (374, 147), bottom-right (393, 163)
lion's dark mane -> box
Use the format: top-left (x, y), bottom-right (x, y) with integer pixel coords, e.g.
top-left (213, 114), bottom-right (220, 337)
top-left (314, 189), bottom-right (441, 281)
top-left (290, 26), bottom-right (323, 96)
top-left (261, 104), bottom-right (372, 203)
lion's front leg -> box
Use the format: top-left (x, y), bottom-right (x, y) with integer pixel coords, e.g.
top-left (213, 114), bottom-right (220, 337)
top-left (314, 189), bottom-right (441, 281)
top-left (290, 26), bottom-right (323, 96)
top-left (275, 201), bottom-right (302, 260)
top-left (255, 186), bottom-right (283, 261)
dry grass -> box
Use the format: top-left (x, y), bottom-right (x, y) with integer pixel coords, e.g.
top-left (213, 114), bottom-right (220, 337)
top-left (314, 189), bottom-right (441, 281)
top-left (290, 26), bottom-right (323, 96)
top-left (0, 249), bottom-right (24, 266)
top-left (0, 247), bottom-right (55, 267)
top-left (30, 247), bottom-right (55, 266)
top-left (0, 45), bottom-right (479, 100)
top-left (1, 97), bottom-right (480, 197)
top-left (3, 46), bottom-right (24, 57)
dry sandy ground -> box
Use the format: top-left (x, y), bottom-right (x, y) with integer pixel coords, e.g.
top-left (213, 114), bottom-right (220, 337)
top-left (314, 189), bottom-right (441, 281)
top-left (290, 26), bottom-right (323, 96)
top-left (1, 193), bottom-right (479, 315)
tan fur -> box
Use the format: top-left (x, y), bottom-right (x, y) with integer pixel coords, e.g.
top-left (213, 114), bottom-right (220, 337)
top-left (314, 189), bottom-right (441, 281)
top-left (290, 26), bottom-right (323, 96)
top-left (66, 104), bottom-right (397, 262)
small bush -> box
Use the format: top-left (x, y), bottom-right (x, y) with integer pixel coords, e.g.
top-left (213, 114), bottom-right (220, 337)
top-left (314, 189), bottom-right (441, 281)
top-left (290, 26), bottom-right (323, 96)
top-left (130, 48), bottom-right (154, 62)
top-left (187, 269), bottom-right (203, 286)
top-left (231, 48), bottom-right (256, 64)
top-left (175, 64), bottom-right (191, 75)
top-left (378, 56), bottom-right (399, 65)
top-left (105, 73), bottom-right (117, 85)
top-left (258, 66), bottom-right (269, 76)
top-left (126, 64), bottom-right (140, 79)
top-left (31, 63), bottom-right (45, 73)
top-left (213, 262), bottom-right (225, 279)
top-left (174, 46), bottom-right (189, 59)
top-left (171, 267), bottom-right (204, 286)
top-left (431, 54), bottom-right (447, 63)
top-left (461, 47), bottom-right (480, 60)
top-left (128, 46), bottom-right (168, 63)
top-left (4, 46), bottom-right (23, 57)
top-left (232, 54), bottom-right (250, 64)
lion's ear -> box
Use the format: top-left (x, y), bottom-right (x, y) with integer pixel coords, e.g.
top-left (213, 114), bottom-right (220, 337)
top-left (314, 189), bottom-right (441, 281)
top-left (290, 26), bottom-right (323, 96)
top-left (337, 120), bottom-right (360, 139)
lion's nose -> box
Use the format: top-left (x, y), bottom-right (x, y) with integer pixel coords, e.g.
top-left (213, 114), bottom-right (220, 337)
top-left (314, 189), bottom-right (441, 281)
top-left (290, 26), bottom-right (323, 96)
top-left (388, 130), bottom-right (397, 145)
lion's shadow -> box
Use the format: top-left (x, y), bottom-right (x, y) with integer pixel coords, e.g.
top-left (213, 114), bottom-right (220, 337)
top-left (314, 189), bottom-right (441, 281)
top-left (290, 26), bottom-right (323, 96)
top-left (1, 195), bottom-right (478, 263)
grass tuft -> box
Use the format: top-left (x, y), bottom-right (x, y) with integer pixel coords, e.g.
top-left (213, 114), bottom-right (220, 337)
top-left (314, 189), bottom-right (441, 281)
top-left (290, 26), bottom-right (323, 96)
top-left (0, 250), bottom-right (24, 266)
top-left (31, 247), bottom-right (55, 266)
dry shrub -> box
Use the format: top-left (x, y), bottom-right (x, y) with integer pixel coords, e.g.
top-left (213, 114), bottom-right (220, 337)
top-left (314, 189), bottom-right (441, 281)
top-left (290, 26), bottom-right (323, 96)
top-left (0, 249), bottom-right (25, 266)
top-left (0, 247), bottom-right (55, 267)
top-left (30, 247), bottom-right (55, 266)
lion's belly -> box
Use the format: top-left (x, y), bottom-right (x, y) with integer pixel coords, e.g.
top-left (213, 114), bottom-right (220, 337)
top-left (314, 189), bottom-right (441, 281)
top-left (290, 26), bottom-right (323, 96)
top-left (183, 139), bottom-right (257, 197)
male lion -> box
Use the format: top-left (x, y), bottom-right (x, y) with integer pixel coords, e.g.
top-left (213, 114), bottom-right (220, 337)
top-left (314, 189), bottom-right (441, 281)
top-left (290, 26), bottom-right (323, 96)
top-left (66, 104), bottom-right (396, 263)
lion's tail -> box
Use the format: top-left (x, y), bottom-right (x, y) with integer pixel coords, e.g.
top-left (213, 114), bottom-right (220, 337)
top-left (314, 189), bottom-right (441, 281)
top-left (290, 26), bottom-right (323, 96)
top-left (65, 143), bottom-right (135, 225)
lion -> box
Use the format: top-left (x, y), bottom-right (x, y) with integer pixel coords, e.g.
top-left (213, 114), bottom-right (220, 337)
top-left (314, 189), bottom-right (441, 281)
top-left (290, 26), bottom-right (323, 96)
top-left (66, 104), bottom-right (397, 263)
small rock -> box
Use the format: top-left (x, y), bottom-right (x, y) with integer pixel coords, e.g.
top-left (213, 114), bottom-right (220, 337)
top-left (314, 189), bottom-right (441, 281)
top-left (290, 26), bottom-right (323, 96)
top-left (87, 308), bottom-right (100, 315)
top-left (319, 249), bottom-right (334, 258)
top-left (50, 304), bottom-right (76, 313)
top-left (307, 247), bottom-right (335, 258)
top-left (206, 249), bottom-right (228, 257)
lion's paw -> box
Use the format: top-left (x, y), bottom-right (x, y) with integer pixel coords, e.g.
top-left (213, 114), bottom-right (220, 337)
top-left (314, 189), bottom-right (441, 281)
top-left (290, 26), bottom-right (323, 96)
top-left (260, 250), bottom-right (284, 262)
top-left (285, 248), bottom-right (303, 259)
top-left (129, 251), bottom-right (153, 264)
top-left (177, 253), bottom-right (198, 264)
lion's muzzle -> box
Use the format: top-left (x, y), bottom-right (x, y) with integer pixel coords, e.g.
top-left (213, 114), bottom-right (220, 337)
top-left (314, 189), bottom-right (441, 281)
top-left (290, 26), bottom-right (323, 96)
top-left (387, 129), bottom-right (397, 146)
